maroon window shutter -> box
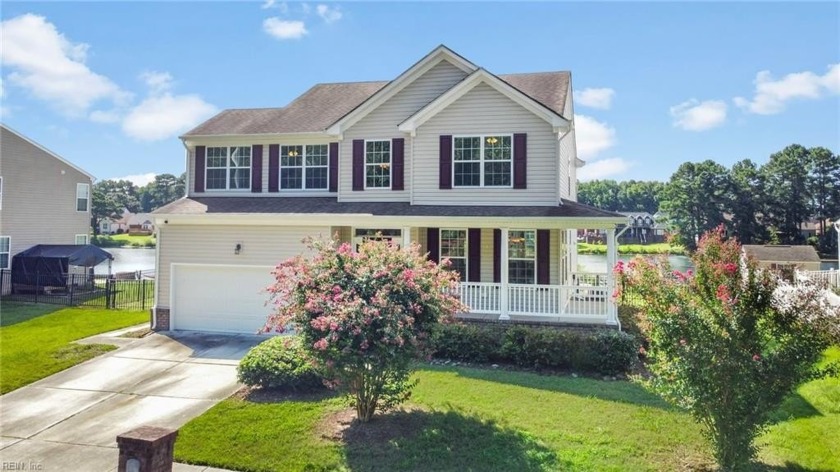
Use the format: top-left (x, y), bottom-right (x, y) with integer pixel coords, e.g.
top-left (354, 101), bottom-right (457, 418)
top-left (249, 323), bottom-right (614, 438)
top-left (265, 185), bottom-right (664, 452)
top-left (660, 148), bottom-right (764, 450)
top-left (427, 228), bottom-right (440, 263)
top-left (352, 140), bottom-right (365, 191)
top-left (493, 229), bottom-right (501, 283)
top-left (392, 138), bottom-right (405, 191)
top-left (268, 145), bottom-right (279, 192)
top-left (513, 133), bottom-right (527, 189)
top-left (439, 135), bottom-right (452, 189)
top-left (468, 228), bottom-right (481, 282)
top-left (194, 146), bottom-right (205, 193)
top-left (537, 229), bottom-right (550, 284)
top-left (328, 142), bottom-right (339, 192)
top-left (251, 145), bottom-right (263, 193)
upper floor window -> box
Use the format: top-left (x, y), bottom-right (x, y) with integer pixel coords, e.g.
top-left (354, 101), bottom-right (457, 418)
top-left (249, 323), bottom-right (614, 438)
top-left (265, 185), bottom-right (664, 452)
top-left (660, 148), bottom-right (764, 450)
top-left (365, 140), bottom-right (391, 189)
top-left (453, 135), bottom-right (512, 187)
top-left (76, 183), bottom-right (90, 212)
top-left (206, 146), bottom-right (251, 190)
top-left (281, 145), bottom-right (328, 190)
top-left (440, 229), bottom-right (467, 281)
top-left (508, 230), bottom-right (536, 284)
top-left (0, 236), bottom-right (9, 269)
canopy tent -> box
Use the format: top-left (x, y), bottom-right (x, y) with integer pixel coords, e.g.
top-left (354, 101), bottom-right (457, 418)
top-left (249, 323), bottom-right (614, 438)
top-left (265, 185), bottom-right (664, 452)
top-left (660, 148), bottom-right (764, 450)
top-left (11, 244), bottom-right (113, 287)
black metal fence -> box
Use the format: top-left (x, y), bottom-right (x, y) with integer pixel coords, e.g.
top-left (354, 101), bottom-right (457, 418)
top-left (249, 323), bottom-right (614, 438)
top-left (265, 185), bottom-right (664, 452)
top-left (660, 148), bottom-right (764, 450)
top-left (0, 269), bottom-right (154, 311)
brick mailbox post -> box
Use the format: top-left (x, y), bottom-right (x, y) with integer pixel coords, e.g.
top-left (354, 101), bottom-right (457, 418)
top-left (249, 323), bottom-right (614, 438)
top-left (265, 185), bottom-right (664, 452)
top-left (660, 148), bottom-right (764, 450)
top-left (116, 426), bottom-right (178, 472)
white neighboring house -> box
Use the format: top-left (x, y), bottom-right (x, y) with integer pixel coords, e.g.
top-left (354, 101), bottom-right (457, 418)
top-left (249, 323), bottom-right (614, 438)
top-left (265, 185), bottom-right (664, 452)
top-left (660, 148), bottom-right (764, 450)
top-left (0, 124), bottom-right (94, 292)
top-left (152, 45), bottom-right (626, 334)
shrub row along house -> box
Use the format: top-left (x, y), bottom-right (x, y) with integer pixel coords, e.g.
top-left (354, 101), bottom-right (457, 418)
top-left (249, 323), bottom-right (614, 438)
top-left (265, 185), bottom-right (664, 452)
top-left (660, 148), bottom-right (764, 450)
top-left (152, 45), bottom-right (626, 333)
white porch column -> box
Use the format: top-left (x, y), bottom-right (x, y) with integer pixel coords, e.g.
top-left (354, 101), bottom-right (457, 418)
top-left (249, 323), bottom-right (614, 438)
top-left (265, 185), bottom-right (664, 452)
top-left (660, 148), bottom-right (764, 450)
top-left (401, 226), bottom-right (411, 249)
top-left (605, 227), bottom-right (619, 327)
top-left (500, 228), bottom-right (510, 320)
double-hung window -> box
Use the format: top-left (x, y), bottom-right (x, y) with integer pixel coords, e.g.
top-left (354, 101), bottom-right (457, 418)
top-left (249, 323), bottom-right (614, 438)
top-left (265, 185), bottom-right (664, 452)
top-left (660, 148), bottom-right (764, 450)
top-left (75, 234), bottom-right (89, 245)
top-left (508, 230), bottom-right (536, 284)
top-left (76, 183), bottom-right (90, 212)
top-left (0, 236), bottom-right (9, 269)
top-left (440, 229), bottom-right (468, 281)
top-left (365, 140), bottom-right (391, 189)
top-left (206, 146), bottom-right (251, 190)
top-left (280, 145), bottom-right (328, 190)
top-left (453, 135), bottom-right (512, 187)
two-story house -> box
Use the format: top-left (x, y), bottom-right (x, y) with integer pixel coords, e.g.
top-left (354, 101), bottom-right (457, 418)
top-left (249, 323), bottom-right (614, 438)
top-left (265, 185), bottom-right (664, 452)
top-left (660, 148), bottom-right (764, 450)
top-left (152, 46), bottom-right (626, 334)
top-left (0, 124), bottom-right (94, 289)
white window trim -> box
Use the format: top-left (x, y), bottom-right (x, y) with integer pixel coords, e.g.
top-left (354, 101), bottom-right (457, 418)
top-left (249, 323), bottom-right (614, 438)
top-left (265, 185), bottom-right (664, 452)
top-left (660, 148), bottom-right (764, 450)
top-left (279, 144), bottom-right (330, 191)
top-left (0, 176), bottom-right (4, 210)
top-left (452, 134), bottom-right (514, 189)
top-left (0, 236), bottom-right (10, 270)
top-left (440, 228), bottom-right (468, 280)
top-left (205, 146), bottom-right (252, 191)
top-left (508, 229), bottom-right (536, 285)
top-left (363, 139), bottom-right (393, 190)
top-left (76, 183), bottom-right (90, 213)
top-left (75, 234), bottom-right (89, 245)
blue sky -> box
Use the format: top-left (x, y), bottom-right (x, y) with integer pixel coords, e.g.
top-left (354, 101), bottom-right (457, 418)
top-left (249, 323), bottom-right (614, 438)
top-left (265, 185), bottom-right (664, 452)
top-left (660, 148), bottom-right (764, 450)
top-left (1, 2), bottom-right (838, 185)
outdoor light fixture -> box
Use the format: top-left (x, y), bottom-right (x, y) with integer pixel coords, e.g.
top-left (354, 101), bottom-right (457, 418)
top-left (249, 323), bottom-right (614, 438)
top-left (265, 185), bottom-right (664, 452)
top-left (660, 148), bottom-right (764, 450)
top-left (235, 243), bottom-right (242, 255)
top-left (486, 136), bottom-right (498, 145)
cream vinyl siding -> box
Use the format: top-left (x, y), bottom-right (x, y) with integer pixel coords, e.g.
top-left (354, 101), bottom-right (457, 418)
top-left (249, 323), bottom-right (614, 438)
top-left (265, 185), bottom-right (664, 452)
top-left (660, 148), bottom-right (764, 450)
top-left (339, 60), bottom-right (469, 203)
top-left (559, 128), bottom-right (575, 199)
top-left (476, 228), bottom-right (559, 285)
top-left (188, 137), bottom-right (334, 197)
top-left (0, 127), bottom-right (92, 258)
top-left (412, 83), bottom-right (559, 205)
top-left (156, 224), bottom-right (329, 308)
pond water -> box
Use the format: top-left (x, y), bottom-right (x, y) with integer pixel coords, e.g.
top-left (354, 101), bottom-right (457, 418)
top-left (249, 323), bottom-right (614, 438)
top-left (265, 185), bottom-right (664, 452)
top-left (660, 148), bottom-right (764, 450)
top-left (577, 254), bottom-right (694, 273)
top-left (94, 248), bottom-right (156, 274)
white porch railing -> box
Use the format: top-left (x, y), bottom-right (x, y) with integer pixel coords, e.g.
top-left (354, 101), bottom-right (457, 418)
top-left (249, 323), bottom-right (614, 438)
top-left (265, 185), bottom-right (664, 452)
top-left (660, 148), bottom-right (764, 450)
top-left (571, 272), bottom-right (609, 287)
top-left (801, 270), bottom-right (840, 289)
top-left (458, 281), bottom-right (611, 321)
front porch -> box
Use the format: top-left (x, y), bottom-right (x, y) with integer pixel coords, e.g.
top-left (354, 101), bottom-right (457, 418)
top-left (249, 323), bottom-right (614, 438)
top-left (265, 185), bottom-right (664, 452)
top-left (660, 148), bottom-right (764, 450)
top-left (330, 224), bottom-right (621, 327)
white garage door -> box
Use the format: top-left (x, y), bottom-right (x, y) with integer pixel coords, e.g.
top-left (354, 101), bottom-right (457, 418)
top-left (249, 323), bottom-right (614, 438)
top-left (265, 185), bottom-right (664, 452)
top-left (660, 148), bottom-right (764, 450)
top-left (171, 264), bottom-right (275, 334)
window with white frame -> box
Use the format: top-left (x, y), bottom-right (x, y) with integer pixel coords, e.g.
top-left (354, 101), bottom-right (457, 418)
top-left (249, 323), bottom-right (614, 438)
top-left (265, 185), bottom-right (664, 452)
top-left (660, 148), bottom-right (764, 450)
top-left (508, 230), bottom-right (536, 284)
top-left (75, 234), bottom-right (89, 245)
top-left (280, 144), bottom-right (328, 190)
top-left (206, 146), bottom-right (251, 190)
top-left (453, 135), bottom-right (512, 187)
top-left (440, 229), bottom-right (468, 281)
top-left (365, 140), bottom-right (391, 188)
top-left (0, 236), bottom-right (9, 270)
top-left (76, 183), bottom-right (90, 212)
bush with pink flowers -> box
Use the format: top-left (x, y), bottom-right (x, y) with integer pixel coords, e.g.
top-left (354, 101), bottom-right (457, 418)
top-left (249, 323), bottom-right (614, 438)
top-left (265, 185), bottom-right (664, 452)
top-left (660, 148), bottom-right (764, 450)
top-left (616, 227), bottom-right (839, 470)
top-left (264, 236), bottom-right (464, 422)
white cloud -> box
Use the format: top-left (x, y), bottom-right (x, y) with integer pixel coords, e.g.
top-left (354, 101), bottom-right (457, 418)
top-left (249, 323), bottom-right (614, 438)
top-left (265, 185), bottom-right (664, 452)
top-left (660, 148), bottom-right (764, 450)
top-left (734, 63), bottom-right (839, 115)
top-left (301, 3), bottom-right (312, 14)
top-left (0, 14), bottom-right (130, 116)
top-left (122, 93), bottom-right (217, 141)
top-left (574, 114), bottom-right (616, 159)
top-left (262, 0), bottom-right (289, 13)
top-left (316, 4), bottom-right (342, 23)
top-left (578, 157), bottom-right (632, 181)
top-left (670, 99), bottom-right (727, 131)
top-left (89, 109), bottom-right (122, 123)
top-left (111, 173), bottom-right (157, 187)
top-left (573, 87), bottom-right (615, 109)
top-left (263, 18), bottom-right (307, 39)
top-left (140, 71), bottom-right (173, 94)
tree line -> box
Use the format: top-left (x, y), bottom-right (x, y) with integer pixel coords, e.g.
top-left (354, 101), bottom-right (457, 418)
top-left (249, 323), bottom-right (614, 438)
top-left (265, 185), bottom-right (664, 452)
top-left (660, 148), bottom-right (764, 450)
top-left (578, 144), bottom-right (839, 252)
top-left (91, 173), bottom-right (185, 234)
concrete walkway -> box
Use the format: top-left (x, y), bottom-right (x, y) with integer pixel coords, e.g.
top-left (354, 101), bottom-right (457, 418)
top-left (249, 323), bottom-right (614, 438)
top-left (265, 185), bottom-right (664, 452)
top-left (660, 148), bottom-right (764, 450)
top-left (0, 328), bottom-right (266, 471)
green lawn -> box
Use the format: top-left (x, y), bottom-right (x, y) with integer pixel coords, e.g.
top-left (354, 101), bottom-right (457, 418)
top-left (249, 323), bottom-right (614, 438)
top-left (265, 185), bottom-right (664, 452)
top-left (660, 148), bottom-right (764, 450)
top-left (174, 349), bottom-right (839, 472)
top-left (93, 233), bottom-right (155, 248)
top-left (0, 302), bottom-right (148, 393)
top-left (578, 242), bottom-right (685, 255)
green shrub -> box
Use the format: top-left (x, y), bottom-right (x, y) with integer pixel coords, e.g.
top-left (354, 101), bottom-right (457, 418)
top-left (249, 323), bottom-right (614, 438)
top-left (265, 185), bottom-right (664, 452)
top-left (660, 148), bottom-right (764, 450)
top-left (431, 323), bottom-right (504, 363)
top-left (431, 323), bottom-right (638, 375)
top-left (237, 336), bottom-right (323, 390)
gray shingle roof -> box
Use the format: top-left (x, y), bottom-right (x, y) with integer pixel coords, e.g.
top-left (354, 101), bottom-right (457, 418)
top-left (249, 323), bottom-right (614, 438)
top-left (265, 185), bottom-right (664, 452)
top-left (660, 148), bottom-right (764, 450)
top-left (182, 71), bottom-right (571, 137)
top-left (154, 197), bottom-right (623, 219)
top-left (742, 245), bottom-right (821, 263)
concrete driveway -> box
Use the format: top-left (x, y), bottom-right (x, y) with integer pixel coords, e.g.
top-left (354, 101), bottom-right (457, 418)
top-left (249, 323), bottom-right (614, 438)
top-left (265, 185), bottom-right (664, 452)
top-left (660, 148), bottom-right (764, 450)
top-left (0, 329), bottom-right (266, 471)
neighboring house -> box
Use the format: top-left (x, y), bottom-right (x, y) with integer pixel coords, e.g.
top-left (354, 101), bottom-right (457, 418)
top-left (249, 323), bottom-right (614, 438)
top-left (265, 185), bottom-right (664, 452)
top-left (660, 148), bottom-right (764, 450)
top-left (0, 124), bottom-right (94, 289)
top-left (152, 45), bottom-right (626, 334)
top-left (743, 244), bottom-right (822, 272)
top-left (127, 213), bottom-right (154, 235)
top-left (618, 211), bottom-right (667, 243)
